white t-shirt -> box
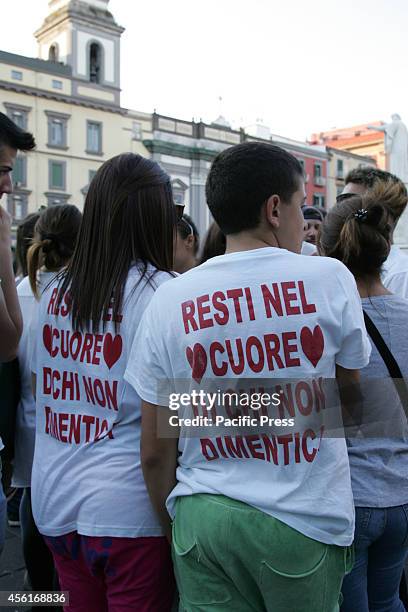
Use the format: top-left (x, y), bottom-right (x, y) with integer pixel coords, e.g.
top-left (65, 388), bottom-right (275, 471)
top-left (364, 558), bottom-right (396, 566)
top-left (382, 245), bottom-right (408, 298)
top-left (125, 248), bottom-right (371, 547)
top-left (301, 241), bottom-right (317, 255)
top-left (31, 264), bottom-right (172, 537)
top-left (13, 272), bottom-right (56, 488)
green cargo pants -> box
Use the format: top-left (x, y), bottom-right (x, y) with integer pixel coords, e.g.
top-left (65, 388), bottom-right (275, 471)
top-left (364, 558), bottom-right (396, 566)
top-left (172, 494), bottom-right (353, 612)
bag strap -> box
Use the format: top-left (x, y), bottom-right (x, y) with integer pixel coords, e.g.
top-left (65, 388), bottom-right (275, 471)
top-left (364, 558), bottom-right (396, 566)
top-left (363, 310), bottom-right (408, 409)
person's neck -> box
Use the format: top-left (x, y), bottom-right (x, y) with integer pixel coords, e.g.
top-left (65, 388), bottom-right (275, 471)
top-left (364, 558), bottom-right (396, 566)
top-left (355, 274), bottom-right (391, 298)
top-left (179, 256), bottom-right (196, 274)
top-left (225, 232), bottom-right (280, 254)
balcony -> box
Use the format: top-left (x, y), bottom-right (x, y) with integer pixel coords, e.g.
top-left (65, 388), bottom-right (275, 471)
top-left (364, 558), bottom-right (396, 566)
top-left (313, 175), bottom-right (326, 186)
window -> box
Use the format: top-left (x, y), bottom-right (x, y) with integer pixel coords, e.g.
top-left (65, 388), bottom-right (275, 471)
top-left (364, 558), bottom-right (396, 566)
top-left (50, 120), bottom-right (64, 146)
top-left (336, 159), bottom-right (344, 179)
top-left (336, 185), bottom-right (344, 197)
top-left (49, 44), bottom-right (59, 62)
top-left (132, 122), bottom-right (142, 141)
top-left (89, 43), bottom-right (102, 83)
top-left (11, 111), bottom-right (26, 129)
top-left (52, 79), bottom-right (63, 90)
top-left (313, 162), bottom-right (325, 186)
top-left (46, 112), bottom-right (69, 149)
top-left (46, 193), bottom-right (70, 206)
top-left (13, 156), bottom-right (27, 187)
top-left (313, 194), bottom-right (325, 208)
top-left (11, 70), bottom-right (23, 81)
top-left (49, 160), bottom-right (66, 190)
top-left (86, 121), bottom-right (102, 154)
top-left (7, 194), bottom-right (28, 221)
top-left (171, 179), bottom-right (188, 206)
top-left (173, 192), bottom-right (184, 205)
top-left (4, 103), bottom-right (30, 130)
top-left (81, 169), bottom-right (99, 197)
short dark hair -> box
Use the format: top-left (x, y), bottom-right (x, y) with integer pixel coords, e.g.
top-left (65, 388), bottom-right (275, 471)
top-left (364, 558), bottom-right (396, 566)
top-left (0, 112), bottom-right (36, 151)
top-left (206, 142), bottom-right (304, 234)
top-left (345, 166), bottom-right (400, 189)
top-left (345, 166), bottom-right (407, 222)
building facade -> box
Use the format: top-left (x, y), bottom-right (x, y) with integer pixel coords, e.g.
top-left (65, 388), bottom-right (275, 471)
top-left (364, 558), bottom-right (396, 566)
top-left (0, 0), bottom-right (151, 221)
top-left (145, 115), bottom-right (335, 235)
top-left (0, 0), bottom-right (380, 238)
top-left (309, 123), bottom-right (386, 169)
top-left (310, 124), bottom-right (408, 246)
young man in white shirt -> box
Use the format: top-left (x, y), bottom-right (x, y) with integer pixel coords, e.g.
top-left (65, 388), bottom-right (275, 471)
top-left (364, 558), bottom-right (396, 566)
top-left (341, 166), bottom-right (408, 298)
top-left (0, 112), bottom-right (35, 362)
top-left (125, 142), bottom-right (371, 611)
top-left (0, 112), bottom-right (35, 558)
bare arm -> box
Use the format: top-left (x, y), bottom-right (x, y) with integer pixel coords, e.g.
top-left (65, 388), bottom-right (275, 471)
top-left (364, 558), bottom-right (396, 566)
top-left (0, 205), bottom-right (22, 361)
top-left (336, 365), bottom-right (363, 430)
top-left (367, 124), bottom-right (386, 133)
top-left (141, 401), bottom-right (178, 542)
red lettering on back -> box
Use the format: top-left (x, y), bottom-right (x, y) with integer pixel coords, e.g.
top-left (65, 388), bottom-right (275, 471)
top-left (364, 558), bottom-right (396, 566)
top-left (281, 282), bottom-right (301, 315)
top-left (197, 294), bottom-right (214, 330)
top-left (181, 301), bottom-right (198, 334)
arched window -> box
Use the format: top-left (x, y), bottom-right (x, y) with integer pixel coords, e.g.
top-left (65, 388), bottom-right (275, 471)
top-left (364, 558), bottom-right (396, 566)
top-left (49, 44), bottom-right (59, 62)
top-left (89, 43), bottom-right (102, 83)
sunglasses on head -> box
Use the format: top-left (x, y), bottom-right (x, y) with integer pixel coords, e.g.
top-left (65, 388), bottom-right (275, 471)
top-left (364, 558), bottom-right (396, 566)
top-left (336, 193), bottom-right (358, 203)
top-left (178, 216), bottom-right (194, 237)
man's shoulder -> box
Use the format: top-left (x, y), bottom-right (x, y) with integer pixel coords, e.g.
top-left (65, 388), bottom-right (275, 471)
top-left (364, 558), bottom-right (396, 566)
top-left (295, 253), bottom-right (351, 279)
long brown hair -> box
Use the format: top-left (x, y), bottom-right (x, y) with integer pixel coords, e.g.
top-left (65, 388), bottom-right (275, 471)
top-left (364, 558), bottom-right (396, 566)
top-left (27, 205), bottom-right (82, 298)
top-left (58, 153), bottom-right (176, 332)
top-left (16, 212), bottom-right (40, 278)
top-left (319, 180), bottom-right (398, 278)
top-left (198, 221), bottom-right (226, 264)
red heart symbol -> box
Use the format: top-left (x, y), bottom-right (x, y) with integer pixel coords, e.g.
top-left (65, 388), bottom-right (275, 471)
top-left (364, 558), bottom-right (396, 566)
top-left (300, 325), bottom-right (324, 368)
top-left (43, 324), bottom-right (52, 355)
top-left (103, 333), bottom-right (123, 369)
top-left (186, 343), bottom-right (207, 383)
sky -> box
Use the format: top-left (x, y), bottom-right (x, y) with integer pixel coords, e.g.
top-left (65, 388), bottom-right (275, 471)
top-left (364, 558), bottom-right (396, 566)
top-left (2, 0), bottom-right (408, 141)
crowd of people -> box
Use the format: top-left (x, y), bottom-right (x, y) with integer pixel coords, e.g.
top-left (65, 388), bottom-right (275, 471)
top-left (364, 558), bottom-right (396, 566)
top-left (0, 109), bottom-right (407, 612)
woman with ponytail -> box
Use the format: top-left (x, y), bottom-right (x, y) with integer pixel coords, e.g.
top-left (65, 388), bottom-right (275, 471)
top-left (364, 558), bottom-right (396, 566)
top-left (320, 181), bottom-right (408, 612)
top-left (14, 204), bottom-right (82, 604)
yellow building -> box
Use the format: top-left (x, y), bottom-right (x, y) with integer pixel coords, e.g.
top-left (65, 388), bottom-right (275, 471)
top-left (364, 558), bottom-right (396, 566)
top-left (309, 123), bottom-right (386, 170)
top-left (0, 0), bottom-right (151, 220)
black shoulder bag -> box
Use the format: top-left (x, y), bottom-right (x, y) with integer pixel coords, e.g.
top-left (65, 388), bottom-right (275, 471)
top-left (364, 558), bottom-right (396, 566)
top-left (363, 310), bottom-right (408, 410)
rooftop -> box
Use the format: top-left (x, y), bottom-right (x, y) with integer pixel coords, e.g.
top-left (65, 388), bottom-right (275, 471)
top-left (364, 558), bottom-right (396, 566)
top-left (0, 50), bottom-right (72, 77)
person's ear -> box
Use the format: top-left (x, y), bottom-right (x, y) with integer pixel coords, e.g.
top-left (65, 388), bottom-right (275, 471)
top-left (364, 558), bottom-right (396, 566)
top-left (185, 234), bottom-right (195, 250)
top-left (265, 194), bottom-right (281, 229)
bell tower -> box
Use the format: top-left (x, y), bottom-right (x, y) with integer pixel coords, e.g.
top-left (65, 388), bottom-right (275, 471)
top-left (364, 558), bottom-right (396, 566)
top-left (35, 0), bottom-right (125, 105)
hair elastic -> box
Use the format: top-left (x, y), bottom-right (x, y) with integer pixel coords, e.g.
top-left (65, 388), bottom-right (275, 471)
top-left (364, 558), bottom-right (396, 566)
top-left (354, 209), bottom-right (368, 221)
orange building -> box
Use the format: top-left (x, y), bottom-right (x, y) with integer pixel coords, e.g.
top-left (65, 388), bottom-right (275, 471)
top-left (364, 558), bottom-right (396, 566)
top-left (309, 122), bottom-right (386, 169)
